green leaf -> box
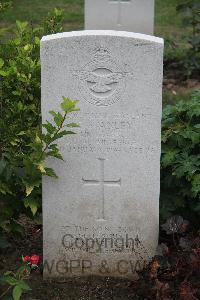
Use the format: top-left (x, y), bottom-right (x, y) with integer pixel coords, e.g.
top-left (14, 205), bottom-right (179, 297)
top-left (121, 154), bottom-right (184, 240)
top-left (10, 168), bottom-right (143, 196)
top-left (16, 20), bottom-right (28, 32)
top-left (13, 285), bottom-right (22, 300)
top-left (0, 70), bottom-right (8, 76)
top-left (37, 163), bottom-right (46, 174)
top-left (35, 134), bottom-right (42, 145)
top-left (4, 276), bottom-right (19, 286)
top-left (4, 271), bottom-right (13, 276)
top-left (25, 185), bottom-right (34, 197)
top-left (12, 90), bottom-right (21, 96)
top-left (61, 96), bottom-right (79, 113)
top-left (0, 182), bottom-right (12, 195)
top-left (24, 44), bottom-right (32, 51)
top-left (49, 111), bottom-right (63, 127)
top-left (34, 36), bottom-right (40, 45)
top-left (46, 150), bottom-right (63, 160)
top-left (51, 130), bottom-right (75, 142)
top-left (18, 281), bottom-right (31, 291)
top-left (45, 168), bottom-right (58, 178)
top-left (0, 58), bottom-right (4, 68)
top-left (49, 110), bottom-right (57, 118)
top-left (24, 198), bottom-right (39, 216)
top-left (43, 122), bottom-right (56, 134)
top-left (17, 131), bottom-right (26, 136)
top-left (162, 150), bottom-right (179, 167)
top-left (191, 174), bottom-right (200, 197)
top-left (67, 122), bottom-right (80, 128)
top-left (10, 222), bottom-right (24, 235)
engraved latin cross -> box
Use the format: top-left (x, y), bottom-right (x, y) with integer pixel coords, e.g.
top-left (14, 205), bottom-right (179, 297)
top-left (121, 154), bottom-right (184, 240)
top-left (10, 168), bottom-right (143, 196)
top-left (109, 0), bottom-right (132, 26)
top-left (82, 158), bottom-right (121, 220)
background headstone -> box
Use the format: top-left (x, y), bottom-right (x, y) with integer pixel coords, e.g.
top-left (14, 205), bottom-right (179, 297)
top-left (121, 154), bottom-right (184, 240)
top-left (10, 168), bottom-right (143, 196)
top-left (41, 31), bottom-right (163, 278)
top-left (85, 0), bottom-right (155, 35)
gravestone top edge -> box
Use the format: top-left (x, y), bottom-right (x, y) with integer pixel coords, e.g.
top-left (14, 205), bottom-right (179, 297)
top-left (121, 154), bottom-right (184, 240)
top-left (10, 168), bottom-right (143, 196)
top-left (41, 30), bottom-right (164, 45)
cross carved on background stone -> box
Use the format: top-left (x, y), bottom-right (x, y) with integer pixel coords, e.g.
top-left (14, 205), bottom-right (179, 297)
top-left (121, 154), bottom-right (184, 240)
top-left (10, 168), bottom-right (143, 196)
top-left (109, 0), bottom-right (132, 26)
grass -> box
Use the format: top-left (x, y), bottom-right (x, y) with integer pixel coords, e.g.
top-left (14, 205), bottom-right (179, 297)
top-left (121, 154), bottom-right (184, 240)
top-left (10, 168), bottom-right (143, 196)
top-left (0, 0), bottom-right (84, 31)
top-left (0, 0), bottom-right (197, 106)
top-left (155, 0), bottom-right (185, 40)
top-left (0, 0), bottom-right (187, 41)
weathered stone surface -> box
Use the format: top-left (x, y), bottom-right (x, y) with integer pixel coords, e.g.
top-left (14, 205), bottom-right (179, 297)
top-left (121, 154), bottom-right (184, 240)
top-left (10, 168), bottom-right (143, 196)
top-left (85, 0), bottom-right (155, 35)
top-left (41, 31), bottom-right (164, 278)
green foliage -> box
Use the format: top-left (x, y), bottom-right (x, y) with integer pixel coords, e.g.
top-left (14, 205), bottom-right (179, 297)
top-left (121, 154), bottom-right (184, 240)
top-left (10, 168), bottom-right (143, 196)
top-left (0, 1), bottom-right (12, 13)
top-left (42, 8), bottom-right (64, 35)
top-left (0, 255), bottom-right (40, 299)
top-left (177, 0), bottom-right (200, 37)
top-left (164, 38), bottom-right (186, 62)
top-left (0, 94), bottom-right (79, 242)
top-left (0, 11), bottom-right (79, 243)
top-left (177, 0), bottom-right (200, 77)
top-left (1, 270), bottom-right (31, 300)
top-left (160, 90), bottom-right (200, 223)
top-left (164, 0), bottom-right (200, 78)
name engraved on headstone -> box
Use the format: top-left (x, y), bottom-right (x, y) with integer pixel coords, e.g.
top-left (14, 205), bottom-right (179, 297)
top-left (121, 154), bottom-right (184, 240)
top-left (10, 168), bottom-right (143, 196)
top-left (61, 111), bottom-right (159, 155)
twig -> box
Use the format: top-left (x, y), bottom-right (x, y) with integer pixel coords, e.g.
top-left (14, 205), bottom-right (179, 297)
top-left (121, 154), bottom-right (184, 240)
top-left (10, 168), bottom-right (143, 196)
top-left (0, 285), bottom-right (11, 299)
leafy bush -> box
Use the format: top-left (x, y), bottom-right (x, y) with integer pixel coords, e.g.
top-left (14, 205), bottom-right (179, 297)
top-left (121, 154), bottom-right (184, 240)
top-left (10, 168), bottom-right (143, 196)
top-left (164, 38), bottom-right (187, 63)
top-left (161, 90), bottom-right (200, 224)
top-left (0, 10), bottom-right (79, 245)
top-left (177, 0), bottom-right (200, 78)
top-left (0, 1), bottom-right (12, 13)
top-left (164, 0), bottom-right (200, 79)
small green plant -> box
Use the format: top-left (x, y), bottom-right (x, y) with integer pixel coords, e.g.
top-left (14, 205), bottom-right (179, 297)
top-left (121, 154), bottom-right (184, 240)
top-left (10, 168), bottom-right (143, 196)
top-left (42, 8), bottom-right (64, 35)
top-left (0, 254), bottom-right (39, 299)
top-left (0, 96), bottom-right (79, 245)
top-left (0, 9), bottom-right (68, 246)
top-left (160, 90), bottom-right (200, 224)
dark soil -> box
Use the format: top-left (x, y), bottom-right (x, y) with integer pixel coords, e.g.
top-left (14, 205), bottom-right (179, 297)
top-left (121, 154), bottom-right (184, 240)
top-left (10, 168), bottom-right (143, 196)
top-left (163, 77), bottom-right (200, 94)
top-left (28, 275), bottom-right (133, 300)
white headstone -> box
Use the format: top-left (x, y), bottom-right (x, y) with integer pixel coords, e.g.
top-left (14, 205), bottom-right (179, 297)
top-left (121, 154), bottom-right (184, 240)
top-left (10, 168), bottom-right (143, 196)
top-left (85, 0), bottom-right (155, 35)
top-left (41, 31), bottom-right (163, 278)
